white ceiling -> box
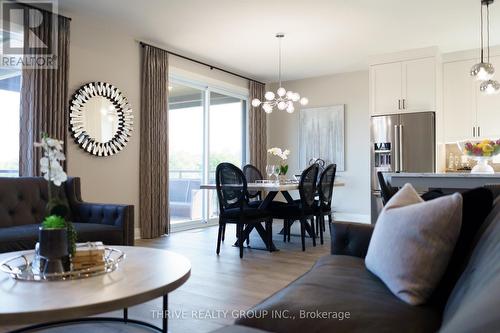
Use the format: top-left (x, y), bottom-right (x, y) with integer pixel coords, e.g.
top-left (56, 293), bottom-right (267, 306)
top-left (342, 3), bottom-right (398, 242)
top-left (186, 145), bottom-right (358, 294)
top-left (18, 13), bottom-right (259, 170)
top-left (58, 0), bottom-right (500, 82)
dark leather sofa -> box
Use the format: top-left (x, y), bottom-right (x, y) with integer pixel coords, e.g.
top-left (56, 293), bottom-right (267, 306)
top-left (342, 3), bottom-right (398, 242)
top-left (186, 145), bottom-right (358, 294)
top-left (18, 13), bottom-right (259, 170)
top-left (0, 177), bottom-right (134, 253)
top-left (214, 194), bottom-right (500, 333)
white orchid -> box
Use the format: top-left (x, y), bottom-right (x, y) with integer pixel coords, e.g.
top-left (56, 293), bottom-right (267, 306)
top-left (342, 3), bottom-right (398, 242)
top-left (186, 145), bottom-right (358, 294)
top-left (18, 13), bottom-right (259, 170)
top-left (35, 135), bottom-right (67, 187)
top-left (267, 147), bottom-right (290, 161)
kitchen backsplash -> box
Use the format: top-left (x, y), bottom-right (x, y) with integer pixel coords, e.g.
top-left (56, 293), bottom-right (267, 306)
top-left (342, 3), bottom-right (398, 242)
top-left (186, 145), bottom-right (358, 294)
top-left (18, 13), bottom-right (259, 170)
top-left (445, 143), bottom-right (500, 172)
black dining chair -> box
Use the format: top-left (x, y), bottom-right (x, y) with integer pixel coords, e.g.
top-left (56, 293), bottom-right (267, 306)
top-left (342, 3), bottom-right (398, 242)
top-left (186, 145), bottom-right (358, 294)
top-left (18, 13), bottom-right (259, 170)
top-left (270, 164), bottom-right (319, 251)
top-left (243, 164), bottom-right (264, 207)
top-left (314, 164), bottom-right (337, 245)
top-left (215, 163), bottom-right (272, 258)
top-left (377, 171), bottom-right (444, 205)
top-left (377, 171), bottom-right (398, 205)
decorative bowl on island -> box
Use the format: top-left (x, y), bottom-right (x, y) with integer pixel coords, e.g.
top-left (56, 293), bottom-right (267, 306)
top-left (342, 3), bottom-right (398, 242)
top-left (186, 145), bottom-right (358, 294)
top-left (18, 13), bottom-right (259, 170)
top-left (457, 139), bottom-right (500, 174)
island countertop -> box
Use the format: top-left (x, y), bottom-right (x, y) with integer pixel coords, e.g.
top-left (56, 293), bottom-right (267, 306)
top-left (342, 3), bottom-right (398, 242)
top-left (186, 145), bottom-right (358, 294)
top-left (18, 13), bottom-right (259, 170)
top-left (387, 172), bottom-right (500, 189)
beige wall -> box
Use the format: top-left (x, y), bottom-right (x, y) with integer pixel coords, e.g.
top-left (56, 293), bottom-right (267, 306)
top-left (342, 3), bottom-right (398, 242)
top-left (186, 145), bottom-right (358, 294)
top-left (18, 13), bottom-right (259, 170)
top-left (65, 12), bottom-right (248, 232)
top-left (267, 71), bottom-right (370, 222)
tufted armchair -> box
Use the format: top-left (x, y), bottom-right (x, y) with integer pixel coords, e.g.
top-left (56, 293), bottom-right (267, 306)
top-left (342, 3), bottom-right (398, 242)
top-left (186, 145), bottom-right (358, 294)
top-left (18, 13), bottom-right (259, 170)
top-left (0, 177), bottom-right (134, 253)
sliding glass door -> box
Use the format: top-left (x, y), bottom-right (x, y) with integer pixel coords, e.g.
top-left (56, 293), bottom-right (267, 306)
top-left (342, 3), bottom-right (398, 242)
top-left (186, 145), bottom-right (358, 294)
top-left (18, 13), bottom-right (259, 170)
top-left (168, 78), bottom-right (247, 227)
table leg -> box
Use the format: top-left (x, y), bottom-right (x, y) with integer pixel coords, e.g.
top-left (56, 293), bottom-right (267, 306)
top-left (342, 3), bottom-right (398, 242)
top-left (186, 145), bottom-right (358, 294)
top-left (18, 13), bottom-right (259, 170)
top-left (163, 294), bottom-right (168, 333)
top-left (123, 308), bottom-right (128, 323)
top-left (254, 223), bottom-right (278, 251)
top-left (258, 191), bottom-right (278, 209)
top-left (281, 191), bottom-right (295, 203)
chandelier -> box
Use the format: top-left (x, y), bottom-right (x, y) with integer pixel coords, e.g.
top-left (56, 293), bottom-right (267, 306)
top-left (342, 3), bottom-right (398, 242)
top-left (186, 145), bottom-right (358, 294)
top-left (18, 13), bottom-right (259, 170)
top-left (471, 0), bottom-right (500, 94)
top-left (251, 33), bottom-right (308, 113)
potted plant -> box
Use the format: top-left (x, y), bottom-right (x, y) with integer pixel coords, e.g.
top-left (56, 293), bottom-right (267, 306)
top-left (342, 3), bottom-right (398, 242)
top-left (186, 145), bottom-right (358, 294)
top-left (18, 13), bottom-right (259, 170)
top-left (35, 134), bottom-right (76, 273)
top-left (268, 147), bottom-right (290, 182)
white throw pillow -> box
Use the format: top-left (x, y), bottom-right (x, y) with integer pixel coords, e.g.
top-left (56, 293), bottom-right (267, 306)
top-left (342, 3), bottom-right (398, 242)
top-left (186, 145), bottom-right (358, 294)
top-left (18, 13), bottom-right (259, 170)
top-left (366, 183), bottom-right (463, 305)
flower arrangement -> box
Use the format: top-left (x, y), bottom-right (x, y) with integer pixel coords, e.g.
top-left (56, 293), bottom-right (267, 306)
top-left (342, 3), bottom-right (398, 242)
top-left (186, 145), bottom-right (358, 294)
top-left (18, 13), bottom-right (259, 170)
top-left (461, 139), bottom-right (500, 157)
top-left (35, 134), bottom-right (76, 256)
top-left (268, 147), bottom-right (290, 175)
top-left (34, 135), bottom-right (68, 186)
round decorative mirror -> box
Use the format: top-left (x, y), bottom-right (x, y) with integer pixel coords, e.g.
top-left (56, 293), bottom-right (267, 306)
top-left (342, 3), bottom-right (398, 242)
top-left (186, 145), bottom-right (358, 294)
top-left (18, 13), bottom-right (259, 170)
top-left (69, 82), bottom-right (133, 156)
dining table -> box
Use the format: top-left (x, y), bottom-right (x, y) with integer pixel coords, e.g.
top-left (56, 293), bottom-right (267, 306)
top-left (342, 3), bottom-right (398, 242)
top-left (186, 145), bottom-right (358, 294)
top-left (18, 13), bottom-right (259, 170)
top-left (200, 180), bottom-right (345, 251)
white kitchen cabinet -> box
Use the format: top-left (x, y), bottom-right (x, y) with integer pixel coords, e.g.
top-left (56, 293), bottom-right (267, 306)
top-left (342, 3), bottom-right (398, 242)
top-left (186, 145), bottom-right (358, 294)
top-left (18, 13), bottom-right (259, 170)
top-left (403, 57), bottom-right (436, 112)
top-left (476, 56), bottom-right (500, 139)
top-left (371, 62), bottom-right (402, 115)
top-left (443, 59), bottom-right (476, 142)
top-left (443, 56), bottom-right (500, 142)
top-left (370, 57), bottom-right (437, 115)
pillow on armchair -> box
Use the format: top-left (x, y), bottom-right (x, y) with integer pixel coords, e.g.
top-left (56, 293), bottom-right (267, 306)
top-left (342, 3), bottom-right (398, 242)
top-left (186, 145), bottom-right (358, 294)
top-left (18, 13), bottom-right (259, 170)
top-left (365, 183), bottom-right (463, 305)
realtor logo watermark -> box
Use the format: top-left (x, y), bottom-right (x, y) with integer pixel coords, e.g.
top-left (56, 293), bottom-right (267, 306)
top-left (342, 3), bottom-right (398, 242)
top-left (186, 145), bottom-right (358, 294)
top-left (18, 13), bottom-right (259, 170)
top-left (1, 0), bottom-right (59, 69)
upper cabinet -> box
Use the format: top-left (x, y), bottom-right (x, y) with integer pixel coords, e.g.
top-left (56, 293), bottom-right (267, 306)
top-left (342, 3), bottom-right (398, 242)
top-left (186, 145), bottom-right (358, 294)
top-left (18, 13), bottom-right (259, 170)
top-left (403, 58), bottom-right (436, 112)
top-left (370, 57), bottom-right (437, 115)
top-left (443, 55), bottom-right (500, 142)
top-left (475, 56), bottom-right (500, 139)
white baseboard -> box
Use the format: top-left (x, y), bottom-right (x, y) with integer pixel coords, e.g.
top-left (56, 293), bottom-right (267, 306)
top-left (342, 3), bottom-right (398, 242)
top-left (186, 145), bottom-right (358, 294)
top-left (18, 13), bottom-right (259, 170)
top-left (333, 212), bottom-right (370, 224)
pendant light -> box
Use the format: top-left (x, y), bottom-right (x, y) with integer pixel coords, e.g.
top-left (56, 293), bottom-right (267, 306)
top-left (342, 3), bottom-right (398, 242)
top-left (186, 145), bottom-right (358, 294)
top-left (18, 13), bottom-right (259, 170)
top-left (251, 33), bottom-right (308, 113)
top-left (471, 0), bottom-right (500, 94)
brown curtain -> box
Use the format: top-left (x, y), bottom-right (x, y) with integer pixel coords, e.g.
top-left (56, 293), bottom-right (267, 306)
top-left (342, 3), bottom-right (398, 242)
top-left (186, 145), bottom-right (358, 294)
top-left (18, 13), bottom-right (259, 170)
top-left (249, 81), bottom-right (267, 174)
top-left (19, 12), bottom-right (70, 176)
top-left (139, 45), bottom-right (170, 238)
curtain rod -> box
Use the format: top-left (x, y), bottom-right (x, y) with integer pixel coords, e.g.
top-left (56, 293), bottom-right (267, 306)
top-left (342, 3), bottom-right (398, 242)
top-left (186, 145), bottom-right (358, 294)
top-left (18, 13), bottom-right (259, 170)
top-left (139, 41), bottom-right (265, 85)
top-left (13, 1), bottom-right (72, 21)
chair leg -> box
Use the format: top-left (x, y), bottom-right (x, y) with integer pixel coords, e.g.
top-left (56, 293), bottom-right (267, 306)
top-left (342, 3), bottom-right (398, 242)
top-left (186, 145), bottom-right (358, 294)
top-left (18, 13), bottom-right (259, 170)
top-left (216, 223), bottom-right (223, 255)
top-left (221, 222), bottom-right (226, 242)
top-left (283, 220), bottom-right (287, 242)
top-left (237, 224), bottom-right (244, 258)
top-left (310, 218), bottom-right (316, 247)
top-left (315, 216), bottom-right (319, 236)
top-left (288, 220), bottom-right (292, 242)
top-left (328, 214), bottom-right (333, 235)
top-left (300, 219), bottom-right (306, 251)
top-left (267, 219), bottom-right (273, 252)
top-left (319, 215), bottom-right (324, 245)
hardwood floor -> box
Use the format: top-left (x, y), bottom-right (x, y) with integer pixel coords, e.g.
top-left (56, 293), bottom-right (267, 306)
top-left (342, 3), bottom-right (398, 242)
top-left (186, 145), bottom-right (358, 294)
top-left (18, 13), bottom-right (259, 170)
top-left (0, 221), bottom-right (331, 333)
top-left (136, 221), bottom-right (331, 332)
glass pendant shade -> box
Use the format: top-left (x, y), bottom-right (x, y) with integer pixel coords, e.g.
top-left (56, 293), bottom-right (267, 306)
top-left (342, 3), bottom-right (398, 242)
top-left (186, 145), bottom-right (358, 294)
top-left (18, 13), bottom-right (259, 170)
top-left (471, 62), bottom-right (495, 81)
top-left (262, 103), bottom-right (273, 113)
top-left (264, 91), bottom-right (275, 100)
top-left (480, 79), bottom-right (500, 94)
top-left (299, 97), bottom-right (309, 106)
top-left (251, 98), bottom-right (261, 107)
top-left (277, 87), bottom-right (286, 97)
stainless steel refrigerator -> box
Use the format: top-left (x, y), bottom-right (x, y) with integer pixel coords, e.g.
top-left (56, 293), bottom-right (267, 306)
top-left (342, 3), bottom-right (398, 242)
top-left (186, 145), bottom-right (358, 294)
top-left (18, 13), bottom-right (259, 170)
top-left (370, 112), bottom-right (435, 223)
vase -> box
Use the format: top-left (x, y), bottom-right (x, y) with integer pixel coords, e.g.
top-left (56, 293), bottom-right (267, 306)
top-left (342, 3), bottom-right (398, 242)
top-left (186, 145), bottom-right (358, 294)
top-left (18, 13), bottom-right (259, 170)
top-left (278, 174), bottom-right (287, 184)
top-left (471, 157), bottom-right (495, 174)
top-left (38, 227), bottom-right (69, 274)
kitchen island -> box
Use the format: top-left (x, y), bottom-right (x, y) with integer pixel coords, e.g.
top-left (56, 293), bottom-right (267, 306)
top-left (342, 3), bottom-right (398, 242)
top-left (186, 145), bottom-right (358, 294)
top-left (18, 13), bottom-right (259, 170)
top-left (387, 172), bottom-right (500, 189)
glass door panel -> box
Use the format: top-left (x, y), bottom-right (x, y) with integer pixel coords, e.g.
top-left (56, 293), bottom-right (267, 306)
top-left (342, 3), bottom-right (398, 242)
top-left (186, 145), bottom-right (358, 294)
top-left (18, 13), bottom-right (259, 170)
top-left (208, 91), bottom-right (246, 218)
top-left (0, 70), bottom-right (21, 177)
top-left (168, 83), bottom-right (204, 224)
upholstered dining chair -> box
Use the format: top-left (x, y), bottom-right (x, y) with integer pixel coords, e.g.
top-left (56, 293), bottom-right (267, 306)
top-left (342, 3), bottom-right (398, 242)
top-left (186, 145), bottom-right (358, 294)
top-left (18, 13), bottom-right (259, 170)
top-left (215, 163), bottom-right (272, 258)
top-left (270, 164), bottom-right (319, 251)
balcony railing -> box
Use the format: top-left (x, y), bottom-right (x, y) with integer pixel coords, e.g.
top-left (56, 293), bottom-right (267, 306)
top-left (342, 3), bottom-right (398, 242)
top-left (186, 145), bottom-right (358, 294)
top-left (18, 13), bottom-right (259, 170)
top-left (0, 169), bottom-right (18, 177)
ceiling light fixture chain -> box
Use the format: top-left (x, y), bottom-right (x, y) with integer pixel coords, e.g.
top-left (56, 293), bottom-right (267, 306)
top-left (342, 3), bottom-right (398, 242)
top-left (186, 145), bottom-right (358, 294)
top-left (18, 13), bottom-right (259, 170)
top-left (251, 33), bottom-right (308, 113)
top-left (471, 0), bottom-right (500, 94)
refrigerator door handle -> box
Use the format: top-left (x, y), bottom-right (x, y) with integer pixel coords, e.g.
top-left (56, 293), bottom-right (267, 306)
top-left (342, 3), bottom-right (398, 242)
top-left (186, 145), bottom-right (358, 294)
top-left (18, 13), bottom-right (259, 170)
top-left (399, 125), bottom-right (404, 172)
top-left (394, 125), bottom-right (400, 172)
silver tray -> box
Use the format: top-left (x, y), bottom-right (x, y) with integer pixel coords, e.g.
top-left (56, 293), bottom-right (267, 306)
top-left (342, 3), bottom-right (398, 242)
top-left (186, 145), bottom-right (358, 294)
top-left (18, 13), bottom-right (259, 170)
top-left (0, 247), bottom-right (125, 281)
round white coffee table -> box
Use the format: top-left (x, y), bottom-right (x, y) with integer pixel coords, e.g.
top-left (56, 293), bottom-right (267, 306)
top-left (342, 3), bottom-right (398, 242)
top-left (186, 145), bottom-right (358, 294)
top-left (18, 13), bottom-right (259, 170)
top-left (0, 246), bottom-right (191, 332)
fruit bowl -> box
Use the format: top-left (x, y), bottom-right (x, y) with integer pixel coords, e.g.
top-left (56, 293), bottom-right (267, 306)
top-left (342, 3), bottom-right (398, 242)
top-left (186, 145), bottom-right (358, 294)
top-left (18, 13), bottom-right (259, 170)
top-left (457, 139), bottom-right (500, 174)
